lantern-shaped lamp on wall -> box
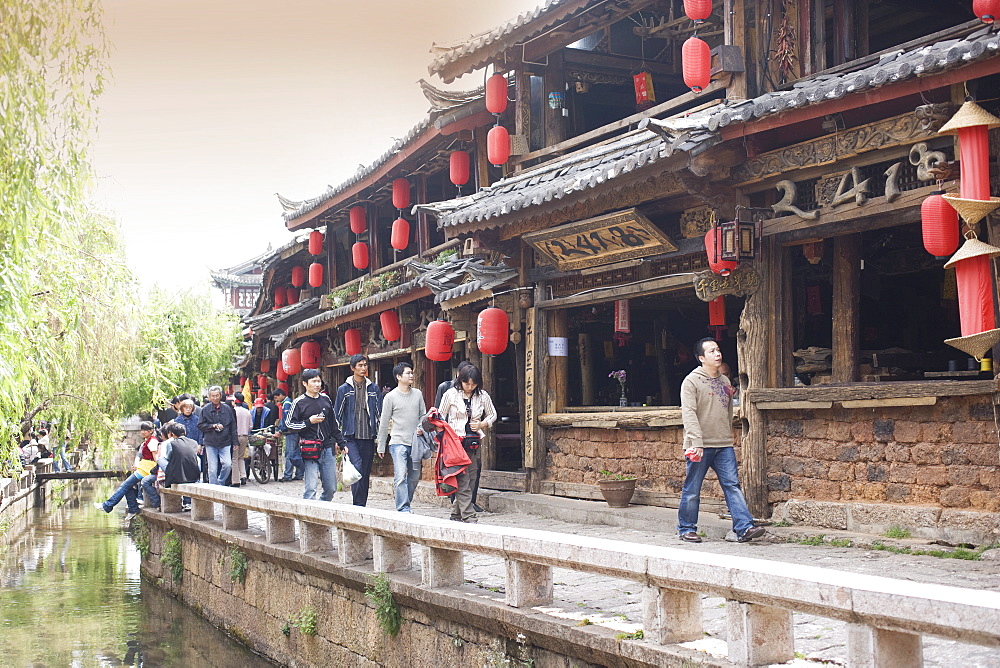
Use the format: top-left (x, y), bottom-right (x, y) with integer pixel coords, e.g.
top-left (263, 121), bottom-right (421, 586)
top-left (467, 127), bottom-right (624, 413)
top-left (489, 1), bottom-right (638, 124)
top-left (704, 226), bottom-right (738, 275)
top-left (345, 328), bottom-right (362, 357)
top-left (425, 319), bottom-right (455, 361)
top-left (717, 207), bottom-right (763, 263)
top-left (380, 310), bottom-right (401, 342)
top-left (477, 307), bottom-right (509, 355)
top-left (300, 340), bottom-right (321, 369)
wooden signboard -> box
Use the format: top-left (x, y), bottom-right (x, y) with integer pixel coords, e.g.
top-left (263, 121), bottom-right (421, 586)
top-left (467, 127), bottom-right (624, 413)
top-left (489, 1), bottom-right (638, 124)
top-left (692, 263), bottom-right (762, 302)
top-left (524, 208), bottom-right (677, 271)
top-left (523, 309), bottom-right (536, 469)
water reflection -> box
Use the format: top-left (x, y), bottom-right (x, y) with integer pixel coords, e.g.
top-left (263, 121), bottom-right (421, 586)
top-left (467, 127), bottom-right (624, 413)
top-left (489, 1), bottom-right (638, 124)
top-left (0, 480), bottom-right (275, 667)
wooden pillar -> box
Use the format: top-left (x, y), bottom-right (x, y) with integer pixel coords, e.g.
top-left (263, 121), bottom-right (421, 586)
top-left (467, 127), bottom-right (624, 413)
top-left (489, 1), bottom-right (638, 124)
top-left (542, 51), bottom-right (566, 146)
top-left (546, 309), bottom-right (568, 413)
top-left (515, 70), bottom-right (531, 172)
top-left (417, 174), bottom-right (429, 255)
top-left (412, 351), bottom-right (426, 405)
top-left (832, 234), bottom-right (861, 383)
top-left (738, 254), bottom-right (771, 518)
top-left (724, 0), bottom-right (749, 99)
top-left (654, 320), bottom-right (674, 405)
top-left (765, 239), bottom-right (793, 388)
top-left (481, 350), bottom-right (496, 471)
top-left (579, 333), bottom-right (594, 406)
top-left (524, 304), bottom-right (547, 490)
top-left (368, 202), bottom-right (381, 273)
top-left (474, 125), bottom-right (491, 189)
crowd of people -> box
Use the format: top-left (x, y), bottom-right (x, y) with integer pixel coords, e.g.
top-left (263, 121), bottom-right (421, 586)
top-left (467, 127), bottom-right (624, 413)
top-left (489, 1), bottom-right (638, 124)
top-left (17, 428), bottom-right (75, 472)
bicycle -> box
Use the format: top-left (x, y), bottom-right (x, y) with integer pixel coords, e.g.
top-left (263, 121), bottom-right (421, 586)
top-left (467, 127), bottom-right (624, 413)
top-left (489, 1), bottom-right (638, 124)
top-left (249, 427), bottom-right (282, 483)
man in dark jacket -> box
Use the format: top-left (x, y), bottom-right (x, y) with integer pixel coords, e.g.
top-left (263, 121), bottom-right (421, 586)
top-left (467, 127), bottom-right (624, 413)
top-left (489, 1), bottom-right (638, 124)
top-left (286, 369), bottom-right (346, 501)
top-left (334, 354), bottom-right (384, 506)
top-left (197, 385), bottom-right (237, 485)
top-left (161, 422), bottom-right (202, 488)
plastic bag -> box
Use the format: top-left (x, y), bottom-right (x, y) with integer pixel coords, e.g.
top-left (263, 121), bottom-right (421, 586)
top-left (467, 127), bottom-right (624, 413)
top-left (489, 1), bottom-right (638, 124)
top-left (341, 455), bottom-right (362, 486)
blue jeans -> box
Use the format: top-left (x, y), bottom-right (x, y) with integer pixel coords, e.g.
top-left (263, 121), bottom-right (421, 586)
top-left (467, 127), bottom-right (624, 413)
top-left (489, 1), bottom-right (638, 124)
top-left (346, 438), bottom-right (375, 506)
top-left (54, 448), bottom-right (72, 472)
top-left (389, 444), bottom-right (421, 512)
top-left (677, 446), bottom-right (754, 536)
top-left (100, 473), bottom-right (142, 514)
top-left (140, 474), bottom-right (159, 508)
top-left (302, 446), bottom-right (337, 501)
top-left (205, 444), bottom-right (232, 486)
top-left (282, 434), bottom-right (303, 480)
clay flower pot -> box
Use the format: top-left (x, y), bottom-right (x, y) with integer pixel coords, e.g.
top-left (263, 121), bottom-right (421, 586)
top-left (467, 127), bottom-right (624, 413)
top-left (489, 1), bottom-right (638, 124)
top-left (598, 478), bottom-right (636, 508)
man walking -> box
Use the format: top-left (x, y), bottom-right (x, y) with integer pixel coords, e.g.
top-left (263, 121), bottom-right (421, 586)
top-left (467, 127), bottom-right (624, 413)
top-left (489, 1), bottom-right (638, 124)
top-left (677, 338), bottom-right (764, 544)
top-left (275, 388), bottom-right (303, 482)
top-left (285, 369), bottom-right (346, 501)
top-left (197, 386), bottom-right (237, 486)
top-left (376, 362), bottom-right (427, 513)
top-left (334, 354), bottom-right (383, 506)
top-left (232, 397), bottom-right (252, 486)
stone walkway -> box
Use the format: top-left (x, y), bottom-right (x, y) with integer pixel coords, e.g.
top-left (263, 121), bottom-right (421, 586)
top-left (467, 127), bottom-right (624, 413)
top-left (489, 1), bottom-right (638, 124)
top-left (221, 475), bottom-right (1000, 667)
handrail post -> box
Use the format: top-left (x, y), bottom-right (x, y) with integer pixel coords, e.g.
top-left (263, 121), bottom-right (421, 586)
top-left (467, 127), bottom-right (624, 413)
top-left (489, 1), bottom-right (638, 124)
top-left (337, 528), bottom-right (373, 565)
top-left (266, 515), bottom-right (296, 544)
top-left (300, 521), bottom-right (333, 554)
top-left (373, 535), bottom-right (411, 573)
top-left (161, 491), bottom-right (182, 513)
top-left (421, 546), bottom-right (464, 588)
top-left (727, 600), bottom-right (794, 665)
top-left (643, 586), bottom-right (703, 644)
top-left (847, 624), bottom-right (924, 668)
top-left (222, 505), bottom-right (248, 531)
top-left (506, 560), bottom-right (552, 608)
top-left (190, 498), bottom-right (214, 522)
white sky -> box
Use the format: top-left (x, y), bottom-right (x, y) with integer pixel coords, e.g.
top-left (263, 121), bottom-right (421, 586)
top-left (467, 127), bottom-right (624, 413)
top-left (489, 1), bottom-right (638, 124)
top-left (91, 0), bottom-right (541, 293)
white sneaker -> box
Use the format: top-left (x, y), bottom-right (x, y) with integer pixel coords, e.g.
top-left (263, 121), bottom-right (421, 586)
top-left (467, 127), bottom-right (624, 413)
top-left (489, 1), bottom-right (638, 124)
top-left (124, 512), bottom-right (139, 521)
top-left (93, 502), bottom-right (107, 513)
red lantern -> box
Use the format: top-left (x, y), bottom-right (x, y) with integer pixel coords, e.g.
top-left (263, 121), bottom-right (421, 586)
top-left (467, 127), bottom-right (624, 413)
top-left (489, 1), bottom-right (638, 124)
top-left (260, 359), bottom-right (271, 374)
top-left (485, 73), bottom-right (508, 114)
top-left (281, 348), bottom-right (302, 375)
top-left (955, 254), bottom-right (996, 337)
top-left (450, 151), bottom-right (470, 186)
top-left (274, 286), bottom-right (287, 307)
top-left (301, 340), bottom-right (322, 369)
top-left (477, 307), bottom-right (509, 355)
top-left (392, 178), bottom-right (410, 210)
top-left (286, 287), bottom-right (299, 305)
top-left (974, 0), bottom-right (1000, 22)
top-left (380, 310), bottom-right (401, 342)
top-left (349, 206), bottom-right (367, 234)
top-left (425, 319), bottom-right (455, 362)
top-left (308, 229), bottom-right (324, 255)
top-left (276, 364), bottom-right (288, 382)
top-left (683, 0), bottom-right (712, 22)
top-left (705, 227), bottom-right (738, 275)
top-left (257, 374), bottom-right (269, 390)
top-left (277, 382), bottom-right (289, 394)
top-left (308, 262), bottom-right (324, 288)
top-left (682, 36), bottom-right (711, 93)
top-left (922, 192), bottom-right (960, 258)
top-left (352, 241), bottom-right (369, 269)
top-left (391, 217), bottom-right (410, 250)
top-left (239, 376), bottom-right (247, 387)
top-left (345, 328), bottom-right (362, 356)
top-left (488, 125), bottom-right (510, 166)
top-left (291, 265), bottom-right (306, 287)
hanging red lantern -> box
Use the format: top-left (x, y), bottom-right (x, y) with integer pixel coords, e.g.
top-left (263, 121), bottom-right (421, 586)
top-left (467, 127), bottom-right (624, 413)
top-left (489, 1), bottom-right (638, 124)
top-left (308, 262), bottom-right (324, 288)
top-left (426, 319), bottom-right (455, 362)
top-left (922, 192), bottom-right (960, 258)
top-left (349, 206), bottom-right (367, 234)
top-left (301, 340), bottom-right (322, 369)
top-left (477, 307), bottom-right (509, 355)
top-left (683, 0), bottom-right (712, 22)
top-left (682, 36), bottom-right (711, 93)
top-left (380, 310), bottom-right (401, 342)
top-left (392, 178), bottom-right (410, 210)
top-left (290, 265), bottom-right (306, 287)
top-left (487, 125), bottom-right (510, 166)
top-left (345, 328), bottom-right (362, 356)
top-left (274, 286), bottom-right (287, 307)
top-left (391, 217), bottom-right (410, 250)
top-left (308, 229), bottom-right (324, 255)
top-left (485, 73), bottom-right (508, 114)
top-left (260, 359), bottom-right (271, 374)
top-left (286, 287), bottom-right (299, 305)
top-left (277, 381), bottom-right (290, 394)
top-left (352, 241), bottom-right (369, 269)
top-left (705, 227), bottom-right (739, 275)
top-left (281, 348), bottom-right (302, 375)
top-left (257, 374), bottom-right (269, 390)
top-left (974, 0), bottom-right (1000, 23)
top-left (239, 376), bottom-right (247, 387)
top-left (276, 364), bottom-right (288, 382)
top-left (450, 151), bottom-right (470, 186)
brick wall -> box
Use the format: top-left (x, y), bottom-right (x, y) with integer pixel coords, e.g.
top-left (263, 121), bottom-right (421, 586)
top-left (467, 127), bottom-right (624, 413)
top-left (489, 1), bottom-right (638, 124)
top-left (766, 395), bottom-right (1000, 512)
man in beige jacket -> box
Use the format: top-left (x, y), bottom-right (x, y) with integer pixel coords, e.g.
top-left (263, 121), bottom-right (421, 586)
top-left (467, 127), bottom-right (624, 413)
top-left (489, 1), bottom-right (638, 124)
top-left (677, 337), bottom-right (765, 544)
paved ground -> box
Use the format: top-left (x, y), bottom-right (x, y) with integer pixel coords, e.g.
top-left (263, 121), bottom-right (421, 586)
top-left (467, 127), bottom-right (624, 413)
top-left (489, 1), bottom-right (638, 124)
top-left (213, 474), bottom-right (1000, 667)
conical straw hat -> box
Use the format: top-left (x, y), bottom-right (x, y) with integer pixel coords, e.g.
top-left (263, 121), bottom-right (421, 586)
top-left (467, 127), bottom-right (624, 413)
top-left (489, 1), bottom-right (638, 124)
top-left (943, 235), bottom-right (1000, 268)
top-left (941, 194), bottom-right (1000, 226)
top-left (938, 100), bottom-right (1000, 135)
top-left (945, 328), bottom-right (1000, 361)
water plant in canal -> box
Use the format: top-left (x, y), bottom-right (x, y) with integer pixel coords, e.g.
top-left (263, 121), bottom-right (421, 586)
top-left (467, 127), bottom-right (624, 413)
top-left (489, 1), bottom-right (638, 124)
top-left (227, 544), bottom-right (248, 584)
top-left (365, 572), bottom-right (402, 636)
top-left (131, 516), bottom-right (151, 559)
top-left (288, 606), bottom-right (318, 636)
top-left (161, 530), bottom-right (183, 581)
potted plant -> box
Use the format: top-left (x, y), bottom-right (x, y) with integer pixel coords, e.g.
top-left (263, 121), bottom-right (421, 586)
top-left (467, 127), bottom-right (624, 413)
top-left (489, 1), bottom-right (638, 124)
top-left (609, 369), bottom-right (627, 407)
top-left (597, 469), bottom-right (637, 508)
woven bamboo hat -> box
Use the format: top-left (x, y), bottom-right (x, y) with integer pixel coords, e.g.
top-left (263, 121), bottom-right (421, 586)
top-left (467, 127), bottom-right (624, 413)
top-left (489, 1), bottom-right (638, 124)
top-left (943, 234), bottom-right (1000, 268)
top-left (945, 329), bottom-right (1000, 360)
top-left (941, 194), bottom-right (1000, 226)
top-left (938, 100), bottom-right (1000, 135)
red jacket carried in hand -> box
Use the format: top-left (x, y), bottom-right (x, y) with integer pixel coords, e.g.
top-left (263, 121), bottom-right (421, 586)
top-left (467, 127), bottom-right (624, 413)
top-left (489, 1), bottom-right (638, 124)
top-left (425, 410), bottom-right (470, 496)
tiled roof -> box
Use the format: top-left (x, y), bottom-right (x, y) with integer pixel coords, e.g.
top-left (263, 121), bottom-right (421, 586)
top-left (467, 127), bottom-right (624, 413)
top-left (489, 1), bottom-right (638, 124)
top-left (209, 271), bottom-right (262, 288)
top-left (244, 297), bottom-right (323, 348)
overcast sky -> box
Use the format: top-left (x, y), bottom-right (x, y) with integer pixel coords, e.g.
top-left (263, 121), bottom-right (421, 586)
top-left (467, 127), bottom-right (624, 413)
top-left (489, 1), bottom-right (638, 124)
top-left (91, 0), bottom-right (540, 293)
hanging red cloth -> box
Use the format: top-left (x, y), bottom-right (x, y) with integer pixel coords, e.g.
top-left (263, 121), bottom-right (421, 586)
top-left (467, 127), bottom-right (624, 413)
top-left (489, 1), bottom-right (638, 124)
top-left (613, 299), bottom-right (631, 346)
top-left (955, 254), bottom-right (996, 337)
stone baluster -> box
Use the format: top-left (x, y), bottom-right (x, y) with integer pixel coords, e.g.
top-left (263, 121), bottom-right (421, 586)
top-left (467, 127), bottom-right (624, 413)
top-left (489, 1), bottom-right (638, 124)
top-left (726, 600), bottom-right (794, 665)
top-left (222, 505), bottom-right (248, 530)
top-left (373, 535), bottom-right (411, 572)
top-left (266, 515), bottom-right (296, 544)
top-left (847, 624), bottom-right (923, 668)
top-left (506, 560), bottom-right (552, 608)
top-left (161, 491), bottom-right (183, 513)
top-left (337, 528), bottom-right (373, 565)
top-left (190, 498), bottom-right (214, 521)
top-left (421, 547), bottom-right (464, 588)
top-left (643, 586), bottom-right (703, 644)
top-left (300, 521), bottom-right (333, 553)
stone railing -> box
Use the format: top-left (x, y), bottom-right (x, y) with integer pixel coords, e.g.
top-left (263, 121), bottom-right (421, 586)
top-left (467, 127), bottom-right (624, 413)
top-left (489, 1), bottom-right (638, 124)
top-left (163, 483), bottom-right (1000, 666)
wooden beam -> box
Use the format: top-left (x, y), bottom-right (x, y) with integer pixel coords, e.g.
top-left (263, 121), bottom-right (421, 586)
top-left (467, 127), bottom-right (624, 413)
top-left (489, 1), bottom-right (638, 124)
top-left (290, 287), bottom-right (433, 341)
top-left (725, 0), bottom-right (748, 99)
top-left (832, 235), bottom-right (860, 383)
top-left (562, 48), bottom-right (683, 83)
top-left (756, 401), bottom-right (834, 410)
top-left (747, 380), bottom-right (997, 403)
top-left (840, 397), bottom-right (937, 408)
top-left (536, 272), bottom-right (692, 309)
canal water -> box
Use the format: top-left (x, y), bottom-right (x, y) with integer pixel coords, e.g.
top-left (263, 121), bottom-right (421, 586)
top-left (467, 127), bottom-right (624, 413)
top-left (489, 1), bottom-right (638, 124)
top-left (0, 480), bottom-right (275, 667)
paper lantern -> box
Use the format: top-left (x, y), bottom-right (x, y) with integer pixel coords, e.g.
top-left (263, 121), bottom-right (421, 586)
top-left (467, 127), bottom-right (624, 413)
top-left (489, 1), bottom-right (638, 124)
top-left (308, 262), bottom-right (324, 288)
top-left (345, 328), bottom-right (362, 357)
top-left (277, 382), bottom-right (289, 394)
top-left (257, 374), bottom-right (269, 390)
top-left (352, 241), bottom-right (369, 269)
top-left (974, 0), bottom-right (1000, 22)
top-left (380, 310), bottom-right (401, 342)
top-left (477, 307), bottom-right (509, 355)
top-left (276, 364), bottom-right (288, 382)
top-left (487, 125), bottom-right (510, 166)
top-left (349, 206), bottom-right (367, 234)
top-left (392, 178), bottom-right (410, 210)
top-left (921, 192), bottom-right (960, 258)
top-left (450, 151), bottom-right (470, 186)
top-left (260, 359), bottom-right (271, 374)
top-left (705, 227), bottom-right (738, 275)
top-left (682, 36), bottom-right (711, 93)
top-left (281, 348), bottom-right (301, 375)
top-left (274, 286), bottom-right (287, 308)
top-left (308, 229), bottom-right (324, 255)
top-left (391, 217), bottom-right (410, 250)
top-left (426, 319), bottom-right (455, 361)
top-left (290, 265), bottom-right (306, 287)
top-left (485, 73), bottom-right (508, 114)
top-left (239, 376), bottom-right (247, 387)
top-left (684, 0), bottom-right (712, 21)
top-left (286, 287), bottom-right (299, 305)
top-left (301, 340), bottom-right (321, 369)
